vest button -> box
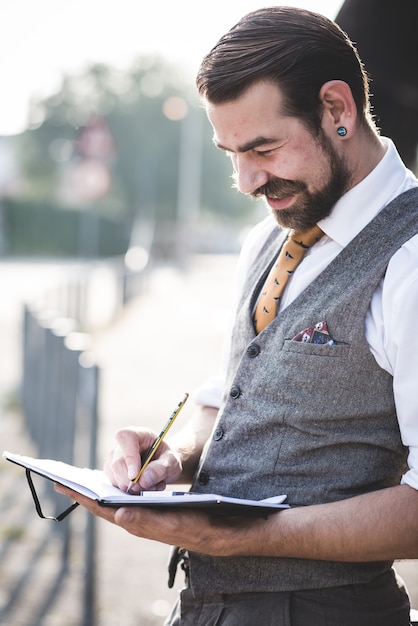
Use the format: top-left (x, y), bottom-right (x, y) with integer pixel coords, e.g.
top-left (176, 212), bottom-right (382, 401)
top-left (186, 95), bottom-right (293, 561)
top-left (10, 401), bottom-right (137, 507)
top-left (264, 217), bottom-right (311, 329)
top-left (247, 343), bottom-right (260, 358)
top-left (230, 385), bottom-right (241, 399)
top-left (213, 427), bottom-right (224, 441)
top-left (198, 471), bottom-right (210, 485)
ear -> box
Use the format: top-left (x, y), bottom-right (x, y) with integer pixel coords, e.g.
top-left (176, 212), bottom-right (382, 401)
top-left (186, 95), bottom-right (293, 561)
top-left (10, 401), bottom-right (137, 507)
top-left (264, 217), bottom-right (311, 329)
top-left (319, 80), bottom-right (357, 138)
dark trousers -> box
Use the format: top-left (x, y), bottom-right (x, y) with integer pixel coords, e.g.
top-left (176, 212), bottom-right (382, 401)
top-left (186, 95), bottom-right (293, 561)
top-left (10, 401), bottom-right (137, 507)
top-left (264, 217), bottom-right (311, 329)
top-left (165, 568), bottom-right (411, 626)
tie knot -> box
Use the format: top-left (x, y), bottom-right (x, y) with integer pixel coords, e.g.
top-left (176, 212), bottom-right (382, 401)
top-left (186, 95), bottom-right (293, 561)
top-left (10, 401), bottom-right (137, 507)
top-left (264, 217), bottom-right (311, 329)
top-left (290, 225), bottom-right (324, 249)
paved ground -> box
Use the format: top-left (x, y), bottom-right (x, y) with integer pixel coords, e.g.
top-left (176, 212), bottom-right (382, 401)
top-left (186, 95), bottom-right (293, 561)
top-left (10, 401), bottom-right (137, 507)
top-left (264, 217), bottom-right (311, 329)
top-left (1, 255), bottom-right (418, 625)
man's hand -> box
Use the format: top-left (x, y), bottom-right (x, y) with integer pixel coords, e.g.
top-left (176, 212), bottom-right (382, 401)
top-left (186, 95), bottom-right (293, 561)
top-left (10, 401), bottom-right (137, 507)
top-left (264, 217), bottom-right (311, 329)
top-left (104, 427), bottom-right (183, 493)
top-left (53, 483), bottom-right (261, 556)
top-left (103, 405), bottom-right (219, 492)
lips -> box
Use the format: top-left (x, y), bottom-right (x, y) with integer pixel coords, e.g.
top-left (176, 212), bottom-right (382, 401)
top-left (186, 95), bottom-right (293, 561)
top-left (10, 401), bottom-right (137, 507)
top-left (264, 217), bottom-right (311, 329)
top-left (266, 194), bottom-right (296, 210)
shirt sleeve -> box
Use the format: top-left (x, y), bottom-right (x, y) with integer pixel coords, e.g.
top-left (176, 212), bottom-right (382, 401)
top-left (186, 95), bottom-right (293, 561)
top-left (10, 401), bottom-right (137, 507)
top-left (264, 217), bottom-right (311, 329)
top-left (380, 234), bottom-right (418, 490)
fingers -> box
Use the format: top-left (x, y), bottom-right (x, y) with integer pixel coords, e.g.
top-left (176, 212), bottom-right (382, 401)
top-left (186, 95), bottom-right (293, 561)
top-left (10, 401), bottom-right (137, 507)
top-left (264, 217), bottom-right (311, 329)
top-left (120, 428), bottom-right (154, 478)
top-left (54, 484), bottom-right (117, 524)
top-left (54, 483), bottom-right (248, 557)
top-left (113, 506), bottom-right (200, 547)
top-left (111, 506), bottom-right (238, 557)
top-left (103, 427), bottom-right (154, 491)
top-left (103, 427), bottom-right (183, 492)
top-left (131, 445), bottom-right (182, 491)
top-left (54, 483), bottom-right (192, 547)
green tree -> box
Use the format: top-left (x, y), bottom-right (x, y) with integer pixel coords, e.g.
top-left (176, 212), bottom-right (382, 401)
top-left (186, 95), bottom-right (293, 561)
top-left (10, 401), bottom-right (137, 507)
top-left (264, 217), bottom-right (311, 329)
top-left (15, 56), bottom-right (259, 256)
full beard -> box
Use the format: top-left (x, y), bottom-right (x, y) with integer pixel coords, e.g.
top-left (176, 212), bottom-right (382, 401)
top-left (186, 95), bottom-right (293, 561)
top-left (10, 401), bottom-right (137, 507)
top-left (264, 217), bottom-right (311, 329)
top-left (250, 134), bottom-right (352, 231)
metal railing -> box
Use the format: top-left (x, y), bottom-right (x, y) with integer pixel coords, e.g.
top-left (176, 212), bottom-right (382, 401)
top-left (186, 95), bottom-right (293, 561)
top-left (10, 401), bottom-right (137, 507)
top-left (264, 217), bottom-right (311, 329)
top-left (0, 306), bottom-right (100, 626)
top-left (1, 253), bottom-right (149, 625)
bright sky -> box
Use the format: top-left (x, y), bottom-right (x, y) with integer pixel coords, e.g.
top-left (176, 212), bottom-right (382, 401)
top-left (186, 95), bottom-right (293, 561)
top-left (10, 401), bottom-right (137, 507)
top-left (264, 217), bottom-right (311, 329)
top-left (0, 0), bottom-right (344, 136)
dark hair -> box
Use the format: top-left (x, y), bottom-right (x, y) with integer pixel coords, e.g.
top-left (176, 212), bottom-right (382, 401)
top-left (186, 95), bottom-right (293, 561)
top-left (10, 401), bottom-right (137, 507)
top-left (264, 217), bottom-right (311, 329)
top-left (196, 7), bottom-right (371, 133)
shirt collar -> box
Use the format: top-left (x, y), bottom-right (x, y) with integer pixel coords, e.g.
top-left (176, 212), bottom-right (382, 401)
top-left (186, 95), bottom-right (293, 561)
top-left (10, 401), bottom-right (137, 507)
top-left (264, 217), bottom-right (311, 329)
top-left (318, 138), bottom-right (416, 247)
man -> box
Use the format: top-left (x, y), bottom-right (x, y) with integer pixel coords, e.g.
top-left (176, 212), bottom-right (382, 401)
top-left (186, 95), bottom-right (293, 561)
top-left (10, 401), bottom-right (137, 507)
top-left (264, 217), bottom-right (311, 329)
top-left (56, 7), bottom-right (418, 625)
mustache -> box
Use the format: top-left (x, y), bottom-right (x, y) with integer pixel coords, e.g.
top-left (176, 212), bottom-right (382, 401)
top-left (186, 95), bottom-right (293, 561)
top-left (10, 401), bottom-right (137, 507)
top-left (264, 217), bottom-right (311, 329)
top-left (250, 178), bottom-right (306, 199)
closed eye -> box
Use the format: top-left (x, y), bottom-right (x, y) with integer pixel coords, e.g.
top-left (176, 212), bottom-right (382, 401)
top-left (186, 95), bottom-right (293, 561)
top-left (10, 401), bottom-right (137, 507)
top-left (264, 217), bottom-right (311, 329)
top-left (255, 147), bottom-right (279, 157)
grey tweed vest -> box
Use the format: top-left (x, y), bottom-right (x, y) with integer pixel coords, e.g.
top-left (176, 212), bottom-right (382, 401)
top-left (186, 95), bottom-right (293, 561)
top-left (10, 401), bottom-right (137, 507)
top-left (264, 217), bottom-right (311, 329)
top-left (188, 187), bottom-right (418, 595)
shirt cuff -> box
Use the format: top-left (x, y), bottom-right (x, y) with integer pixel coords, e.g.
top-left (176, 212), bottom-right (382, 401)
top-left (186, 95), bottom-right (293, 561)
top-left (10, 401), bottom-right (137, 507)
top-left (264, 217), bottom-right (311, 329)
top-left (401, 469), bottom-right (418, 491)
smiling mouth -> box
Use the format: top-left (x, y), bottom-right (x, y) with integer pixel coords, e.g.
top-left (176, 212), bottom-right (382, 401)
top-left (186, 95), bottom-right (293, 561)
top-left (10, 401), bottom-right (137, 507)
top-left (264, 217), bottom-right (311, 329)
top-left (266, 194), bottom-right (296, 210)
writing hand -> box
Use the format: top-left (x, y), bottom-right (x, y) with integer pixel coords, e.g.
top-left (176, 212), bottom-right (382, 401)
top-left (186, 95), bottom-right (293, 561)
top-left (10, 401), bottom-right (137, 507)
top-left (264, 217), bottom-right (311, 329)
top-left (104, 427), bottom-right (183, 493)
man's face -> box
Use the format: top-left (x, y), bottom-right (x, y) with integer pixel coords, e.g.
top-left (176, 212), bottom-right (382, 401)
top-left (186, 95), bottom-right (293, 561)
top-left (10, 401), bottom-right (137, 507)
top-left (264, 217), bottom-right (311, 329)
top-left (207, 80), bottom-right (352, 231)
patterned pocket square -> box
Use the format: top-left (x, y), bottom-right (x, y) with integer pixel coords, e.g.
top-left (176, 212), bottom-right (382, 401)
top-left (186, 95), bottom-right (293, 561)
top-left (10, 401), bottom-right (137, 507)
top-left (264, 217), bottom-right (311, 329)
top-left (292, 321), bottom-right (336, 345)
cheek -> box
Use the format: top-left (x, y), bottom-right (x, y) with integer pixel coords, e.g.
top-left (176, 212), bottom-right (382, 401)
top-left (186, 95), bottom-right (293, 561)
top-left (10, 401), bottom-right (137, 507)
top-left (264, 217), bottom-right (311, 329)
top-left (277, 139), bottom-right (314, 178)
top-left (294, 139), bottom-right (320, 167)
top-left (301, 146), bottom-right (333, 190)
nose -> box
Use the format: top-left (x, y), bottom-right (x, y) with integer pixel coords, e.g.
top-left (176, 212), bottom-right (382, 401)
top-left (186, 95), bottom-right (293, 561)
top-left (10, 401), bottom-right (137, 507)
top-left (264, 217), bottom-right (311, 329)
top-left (233, 153), bottom-right (269, 195)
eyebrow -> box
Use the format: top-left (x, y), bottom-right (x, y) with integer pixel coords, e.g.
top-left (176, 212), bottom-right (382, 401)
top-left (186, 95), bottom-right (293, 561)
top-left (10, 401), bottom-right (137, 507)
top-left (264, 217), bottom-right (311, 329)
top-left (214, 136), bottom-right (279, 154)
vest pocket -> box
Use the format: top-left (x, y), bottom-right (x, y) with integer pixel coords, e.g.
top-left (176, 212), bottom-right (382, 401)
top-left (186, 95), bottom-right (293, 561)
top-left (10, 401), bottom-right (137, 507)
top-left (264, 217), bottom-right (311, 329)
top-left (282, 339), bottom-right (350, 357)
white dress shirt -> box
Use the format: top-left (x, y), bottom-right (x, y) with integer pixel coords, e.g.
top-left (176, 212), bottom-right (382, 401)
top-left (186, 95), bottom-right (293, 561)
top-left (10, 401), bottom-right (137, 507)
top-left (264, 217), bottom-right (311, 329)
top-left (194, 139), bottom-right (418, 490)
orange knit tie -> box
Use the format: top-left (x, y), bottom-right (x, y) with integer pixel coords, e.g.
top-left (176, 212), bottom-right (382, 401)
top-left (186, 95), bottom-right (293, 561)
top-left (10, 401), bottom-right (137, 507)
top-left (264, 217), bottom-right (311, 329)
top-left (254, 224), bottom-right (323, 334)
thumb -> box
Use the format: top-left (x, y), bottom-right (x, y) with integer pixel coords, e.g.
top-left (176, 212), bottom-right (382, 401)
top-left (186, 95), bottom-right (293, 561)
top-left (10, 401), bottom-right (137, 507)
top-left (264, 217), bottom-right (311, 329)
top-left (114, 507), bottom-right (134, 526)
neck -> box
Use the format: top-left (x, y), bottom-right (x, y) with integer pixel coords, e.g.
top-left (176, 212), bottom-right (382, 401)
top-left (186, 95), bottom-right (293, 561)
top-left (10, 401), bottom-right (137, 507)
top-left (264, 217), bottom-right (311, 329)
top-left (347, 127), bottom-right (386, 189)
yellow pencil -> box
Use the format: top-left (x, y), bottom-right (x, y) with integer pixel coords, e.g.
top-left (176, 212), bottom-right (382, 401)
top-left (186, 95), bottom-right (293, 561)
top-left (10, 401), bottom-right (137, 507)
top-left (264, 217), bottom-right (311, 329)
top-left (126, 393), bottom-right (189, 493)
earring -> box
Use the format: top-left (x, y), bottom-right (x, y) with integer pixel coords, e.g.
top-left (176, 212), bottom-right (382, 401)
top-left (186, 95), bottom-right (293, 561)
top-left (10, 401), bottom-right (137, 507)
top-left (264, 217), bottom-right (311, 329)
top-left (337, 126), bottom-right (347, 137)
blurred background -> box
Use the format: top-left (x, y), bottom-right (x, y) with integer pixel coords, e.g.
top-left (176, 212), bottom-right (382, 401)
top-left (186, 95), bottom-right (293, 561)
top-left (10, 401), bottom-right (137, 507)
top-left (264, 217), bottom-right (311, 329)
top-left (1, 1), bottom-right (417, 625)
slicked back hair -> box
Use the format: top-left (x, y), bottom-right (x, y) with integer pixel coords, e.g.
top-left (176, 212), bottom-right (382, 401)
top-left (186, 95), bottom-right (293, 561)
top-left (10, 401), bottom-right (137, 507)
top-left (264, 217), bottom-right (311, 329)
top-left (196, 7), bottom-right (372, 134)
